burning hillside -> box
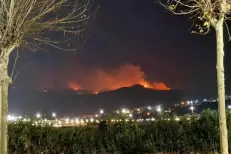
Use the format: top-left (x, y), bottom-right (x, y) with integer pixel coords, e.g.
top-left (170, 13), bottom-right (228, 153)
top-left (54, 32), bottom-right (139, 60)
top-left (68, 64), bottom-right (170, 93)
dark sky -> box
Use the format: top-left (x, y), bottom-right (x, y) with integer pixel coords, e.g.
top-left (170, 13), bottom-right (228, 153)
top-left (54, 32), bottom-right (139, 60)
top-left (8, 0), bottom-right (231, 97)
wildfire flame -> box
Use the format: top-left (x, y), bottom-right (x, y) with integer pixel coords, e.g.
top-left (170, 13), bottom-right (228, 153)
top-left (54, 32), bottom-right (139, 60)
top-left (68, 83), bottom-right (80, 91)
top-left (68, 64), bottom-right (170, 93)
top-left (139, 80), bottom-right (170, 90)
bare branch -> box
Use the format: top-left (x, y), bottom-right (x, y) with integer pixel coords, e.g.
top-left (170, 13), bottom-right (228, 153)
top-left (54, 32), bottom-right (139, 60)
top-left (224, 21), bottom-right (231, 40)
top-left (158, 0), bottom-right (229, 34)
top-left (10, 49), bottom-right (19, 82)
top-left (12, 60), bottom-right (37, 83)
top-left (0, 0), bottom-right (95, 54)
top-left (33, 37), bottom-right (76, 51)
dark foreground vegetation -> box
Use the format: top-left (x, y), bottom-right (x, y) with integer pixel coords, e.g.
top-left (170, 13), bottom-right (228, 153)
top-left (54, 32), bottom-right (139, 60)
top-left (8, 109), bottom-right (231, 154)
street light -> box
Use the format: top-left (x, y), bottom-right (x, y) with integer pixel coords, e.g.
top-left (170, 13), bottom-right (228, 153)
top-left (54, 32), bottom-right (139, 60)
top-left (90, 118), bottom-right (94, 123)
top-left (121, 108), bottom-right (129, 114)
top-left (189, 106), bottom-right (194, 113)
top-left (36, 113), bottom-right (41, 119)
top-left (65, 118), bottom-right (69, 124)
top-left (7, 115), bottom-right (16, 121)
top-left (129, 114), bottom-right (133, 118)
top-left (156, 106), bottom-right (162, 112)
top-left (75, 118), bottom-right (79, 123)
top-left (99, 109), bottom-right (104, 114)
top-left (228, 105), bottom-right (231, 109)
top-left (52, 112), bottom-right (57, 118)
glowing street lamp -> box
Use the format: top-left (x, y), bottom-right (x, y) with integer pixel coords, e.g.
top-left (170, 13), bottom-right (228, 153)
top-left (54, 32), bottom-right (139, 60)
top-left (65, 118), bottom-right (70, 124)
top-left (90, 118), bottom-right (94, 123)
top-left (129, 114), bottom-right (133, 118)
top-left (228, 105), bottom-right (231, 109)
top-left (75, 118), bottom-right (80, 124)
top-left (99, 109), bottom-right (104, 114)
top-left (190, 106), bottom-right (195, 113)
top-left (36, 113), bottom-right (41, 119)
top-left (7, 115), bottom-right (16, 121)
top-left (52, 112), bottom-right (57, 118)
top-left (156, 106), bottom-right (162, 112)
top-left (121, 108), bottom-right (129, 114)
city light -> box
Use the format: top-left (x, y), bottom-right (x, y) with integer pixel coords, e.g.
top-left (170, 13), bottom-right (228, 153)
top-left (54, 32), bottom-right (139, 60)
top-left (99, 109), bottom-right (104, 114)
top-left (129, 114), bottom-right (133, 118)
top-left (6, 98), bottom-right (219, 127)
top-left (36, 113), bottom-right (41, 118)
top-left (75, 118), bottom-right (80, 124)
top-left (90, 118), bottom-right (94, 123)
top-left (65, 118), bottom-right (69, 124)
top-left (121, 108), bottom-right (129, 114)
top-left (7, 115), bottom-right (16, 121)
top-left (52, 112), bottom-right (57, 118)
top-left (156, 106), bottom-right (162, 112)
top-left (189, 106), bottom-right (195, 113)
top-left (121, 108), bottom-right (126, 114)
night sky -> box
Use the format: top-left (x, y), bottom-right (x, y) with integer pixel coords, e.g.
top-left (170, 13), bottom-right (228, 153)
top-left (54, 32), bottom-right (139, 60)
top-left (8, 0), bottom-right (231, 97)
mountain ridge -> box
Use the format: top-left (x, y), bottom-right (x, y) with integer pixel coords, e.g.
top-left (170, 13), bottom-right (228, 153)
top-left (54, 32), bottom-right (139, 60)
top-left (9, 84), bottom-right (184, 116)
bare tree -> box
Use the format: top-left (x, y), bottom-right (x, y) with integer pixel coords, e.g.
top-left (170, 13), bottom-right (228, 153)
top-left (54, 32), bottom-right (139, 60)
top-left (159, 0), bottom-right (229, 153)
top-left (0, 0), bottom-right (93, 153)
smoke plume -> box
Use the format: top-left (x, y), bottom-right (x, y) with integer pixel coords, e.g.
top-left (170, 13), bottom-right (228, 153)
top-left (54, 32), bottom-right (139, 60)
top-left (67, 64), bottom-right (170, 93)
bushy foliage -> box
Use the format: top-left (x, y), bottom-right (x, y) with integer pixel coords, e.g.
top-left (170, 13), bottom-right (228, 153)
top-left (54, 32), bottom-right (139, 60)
top-left (8, 109), bottom-right (231, 154)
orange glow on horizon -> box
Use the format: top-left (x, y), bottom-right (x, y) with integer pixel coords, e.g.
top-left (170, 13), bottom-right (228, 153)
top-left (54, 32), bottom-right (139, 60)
top-left (67, 64), bottom-right (171, 93)
top-left (139, 80), bottom-right (170, 91)
top-left (68, 83), bottom-right (80, 91)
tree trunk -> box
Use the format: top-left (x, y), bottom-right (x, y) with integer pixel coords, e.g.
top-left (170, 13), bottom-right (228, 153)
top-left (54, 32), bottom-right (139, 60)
top-left (0, 76), bottom-right (9, 154)
top-left (0, 49), bottom-right (12, 154)
top-left (215, 20), bottom-right (229, 154)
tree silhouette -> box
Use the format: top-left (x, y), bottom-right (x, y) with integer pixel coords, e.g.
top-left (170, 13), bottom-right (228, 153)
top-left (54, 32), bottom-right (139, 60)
top-left (159, 0), bottom-right (231, 153)
top-left (0, 0), bottom-right (94, 153)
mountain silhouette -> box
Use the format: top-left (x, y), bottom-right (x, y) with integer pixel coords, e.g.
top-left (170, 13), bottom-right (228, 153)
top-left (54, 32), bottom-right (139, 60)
top-left (9, 84), bottom-right (184, 116)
